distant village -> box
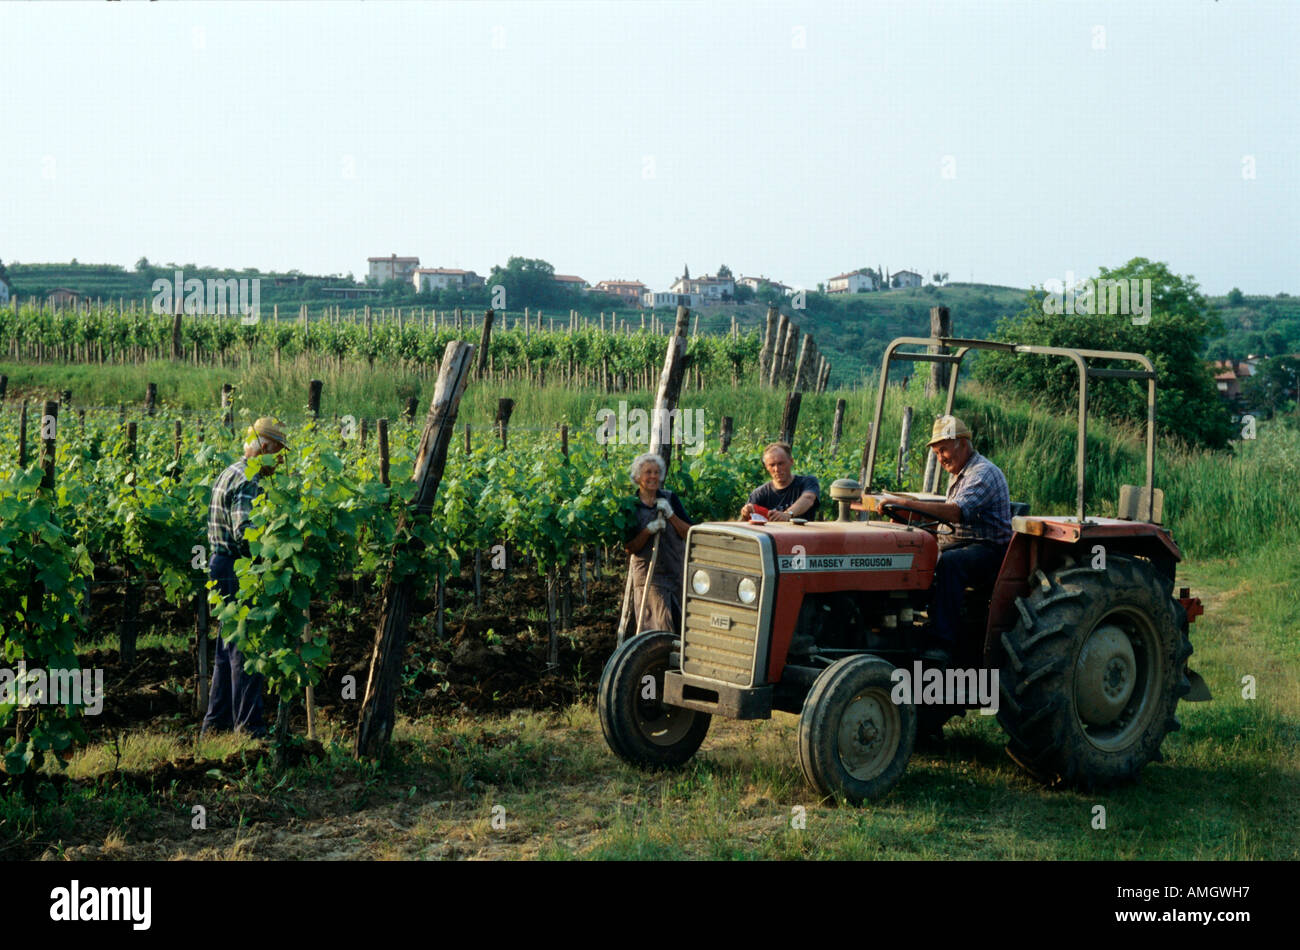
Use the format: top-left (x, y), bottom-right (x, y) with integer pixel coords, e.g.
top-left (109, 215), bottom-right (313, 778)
top-left (357, 254), bottom-right (925, 308)
top-left (1, 257), bottom-right (1289, 415)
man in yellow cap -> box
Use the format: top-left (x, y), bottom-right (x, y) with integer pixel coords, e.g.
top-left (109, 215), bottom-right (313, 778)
top-left (880, 414), bottom-right (1011, 667)
top-left (201, 416), bottom-right (288, 738)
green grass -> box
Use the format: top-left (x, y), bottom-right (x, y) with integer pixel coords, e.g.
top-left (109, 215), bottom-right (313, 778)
top-left (9, 541), bottom-right (1293, 860)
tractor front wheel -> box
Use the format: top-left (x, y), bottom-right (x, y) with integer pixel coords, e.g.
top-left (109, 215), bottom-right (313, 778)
top-left (997, 556), bottom-right (1191, 789)
top-left (598, 631), bottom-right (710, 769)
top-left (798, 655), bottom-right (916, 804)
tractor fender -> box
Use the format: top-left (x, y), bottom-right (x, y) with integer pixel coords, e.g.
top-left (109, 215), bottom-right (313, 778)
top-left (982, 529), bottom-right (1183, 668)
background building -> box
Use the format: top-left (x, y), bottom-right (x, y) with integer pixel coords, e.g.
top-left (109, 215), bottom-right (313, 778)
top-left (594, 279), bottom-right (647, 307)
top-left (413, 267), bottom-right (485, 293)
top-left (826, 270), bottom-right (877, 294)
top-left (368, 254), bottom-right (420, 285)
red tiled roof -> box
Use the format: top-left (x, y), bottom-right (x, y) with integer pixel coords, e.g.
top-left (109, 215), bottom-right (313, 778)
top-left (368, 256), bottom-right (420, 262)
top-left (415, 268), bottom-right (474, 275)
top-left (553, 275), bottom-right (587, 283)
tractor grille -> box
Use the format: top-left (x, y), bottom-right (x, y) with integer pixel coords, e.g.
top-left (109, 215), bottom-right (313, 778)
top-left (681, 530), bottom-right (768, 688)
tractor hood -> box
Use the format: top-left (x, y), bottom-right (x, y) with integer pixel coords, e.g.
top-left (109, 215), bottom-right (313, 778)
top-left (741, 519), bottom-right (938, 591)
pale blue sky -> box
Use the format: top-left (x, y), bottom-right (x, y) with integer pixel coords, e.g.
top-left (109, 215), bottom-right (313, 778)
top-left (2, 1), bottom-right (1296, 295)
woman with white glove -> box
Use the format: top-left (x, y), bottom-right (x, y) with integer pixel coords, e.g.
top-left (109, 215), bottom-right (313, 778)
top-left (624, 452), bottom-right (693, 636)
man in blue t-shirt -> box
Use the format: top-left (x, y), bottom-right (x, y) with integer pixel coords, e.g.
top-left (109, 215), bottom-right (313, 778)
top-left (739, 442), bottom-right (820, 522)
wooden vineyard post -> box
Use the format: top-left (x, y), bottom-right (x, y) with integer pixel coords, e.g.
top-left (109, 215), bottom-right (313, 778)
top-left (926, 306), bottom-right (952, 398)
top-left (758, 307), bottom-right (776, 384)
top-left (309, 379), bottom-right (323, 420)
top-left (720, 415), bottom-right (733, 453)
top-left (830, 398), bottom-right (848, 457)
top-left (355, 341), bottom-right (475, 760)
top-left (554, 423), bottom-right (572, 654)
top-left (0, 374), bottom-right (7, 401)
top-left (17, 400), bottom-right (27, 467)
top-left (780, 323), bottom-right (800, 387)
top-left (174, 419), bottom-right (183, 462)
top-left (779, 391), bottom-right (802, 448)
top-left (923, 440), bottom-right (939, 494)
top-left (171, 303), bottom-right (183, 360)
top-left (39, 401), bottom-right (57, 490)
top-left (648, 305), bottom-right (691, 470)
top-left (496, 398), bottom-right (514, 448)
top-left (377, 419), bottom-right (390, 486)
top-left (477, 309), bottom-right (494, 379)
top-left (792, 337), bottom-right (811, 392)
top-left (221, 383), bottom-right (234, 431)
top-left (195, 574), bottom-right (210, 717)
top-left (617, 305), bottom-right (690, 645)
top-left (767, 313), bottom-right (788, 387)
top-left (896, 406), bottom-right (914, 487)
top-left (360, 418), bottom-right (369, 449)
top-left (303, 608), bottom-right (316, 741)
top-left (145, 382), bottom-right (157, 417)
top-left (405, 397), bottom-right (418, 423)
top-left (464, 422), bottom-right (471, 455)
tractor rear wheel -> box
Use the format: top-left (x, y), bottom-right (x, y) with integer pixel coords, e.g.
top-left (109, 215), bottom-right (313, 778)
top-left (798, 655), bottom-right (916, 804)
top-left (599, 631), bottom-right (710, 769)
top-left (997, 556), bottom-right (1191, 789)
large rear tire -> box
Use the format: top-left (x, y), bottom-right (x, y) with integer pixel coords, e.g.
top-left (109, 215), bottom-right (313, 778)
top-left (997, 556), bottom-right (1191, 789)
top-left (798, 655), bottom-right (916, 804)
top-left (598, 631), bottom-right (710, 769)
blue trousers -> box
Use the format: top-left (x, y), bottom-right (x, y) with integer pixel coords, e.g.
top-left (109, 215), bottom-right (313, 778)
top-left (929, 541), bottom-right (1008, 651)
top-left (201, 552), bottom-right (266, 737)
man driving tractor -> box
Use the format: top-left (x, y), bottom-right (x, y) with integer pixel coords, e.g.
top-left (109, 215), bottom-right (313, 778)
top-left (879, 414), bottom-right (1011, 667)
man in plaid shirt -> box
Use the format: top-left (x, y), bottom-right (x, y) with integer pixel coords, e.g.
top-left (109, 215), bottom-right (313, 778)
top-left (880, 415), bottom-right (1011, 665)
top-left (202, 417), bottom-right (287, 738)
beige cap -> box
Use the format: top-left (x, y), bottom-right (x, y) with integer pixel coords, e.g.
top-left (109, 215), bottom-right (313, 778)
top-left (246, 416), bottom-right (288, 449)
top-left (926, 414), bottom-right (972, 446)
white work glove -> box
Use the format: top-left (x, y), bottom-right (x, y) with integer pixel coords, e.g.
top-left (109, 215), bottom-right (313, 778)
top-left (655, 497), bottom-right (674, 518)
top-left (645, 516), bottom-right (666, 534)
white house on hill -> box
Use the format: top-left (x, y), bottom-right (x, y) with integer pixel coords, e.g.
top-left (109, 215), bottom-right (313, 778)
top-left (670, 273), bottom-right (734, 301)
top-left (738, 275), bottom-right (792, 294)
top-left (413, 268), bottom-right (485, 292)
top-left (643, 290), bottom-right (702, 309)
top-left (891, 269), bottom-right (923, 288)
top-left (827, 270), bottom-right (877, 294)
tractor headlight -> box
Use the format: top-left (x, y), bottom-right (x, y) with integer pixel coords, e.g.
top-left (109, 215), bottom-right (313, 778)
top-left (737, 577), bottom-right (758, 604)
top-left (691, 570), bottom-right (711, 595)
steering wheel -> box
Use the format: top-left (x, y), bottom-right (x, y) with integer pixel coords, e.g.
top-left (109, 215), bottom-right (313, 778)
top-left (879, 502), bottom-right (956, 536)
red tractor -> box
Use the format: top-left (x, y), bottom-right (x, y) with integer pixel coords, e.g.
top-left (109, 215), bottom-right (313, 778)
top-left (599, 337), bottom-right (1210, 802)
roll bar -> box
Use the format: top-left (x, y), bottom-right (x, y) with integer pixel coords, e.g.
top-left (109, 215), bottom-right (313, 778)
top-left (863, 337), bottom-right (1156, 524)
